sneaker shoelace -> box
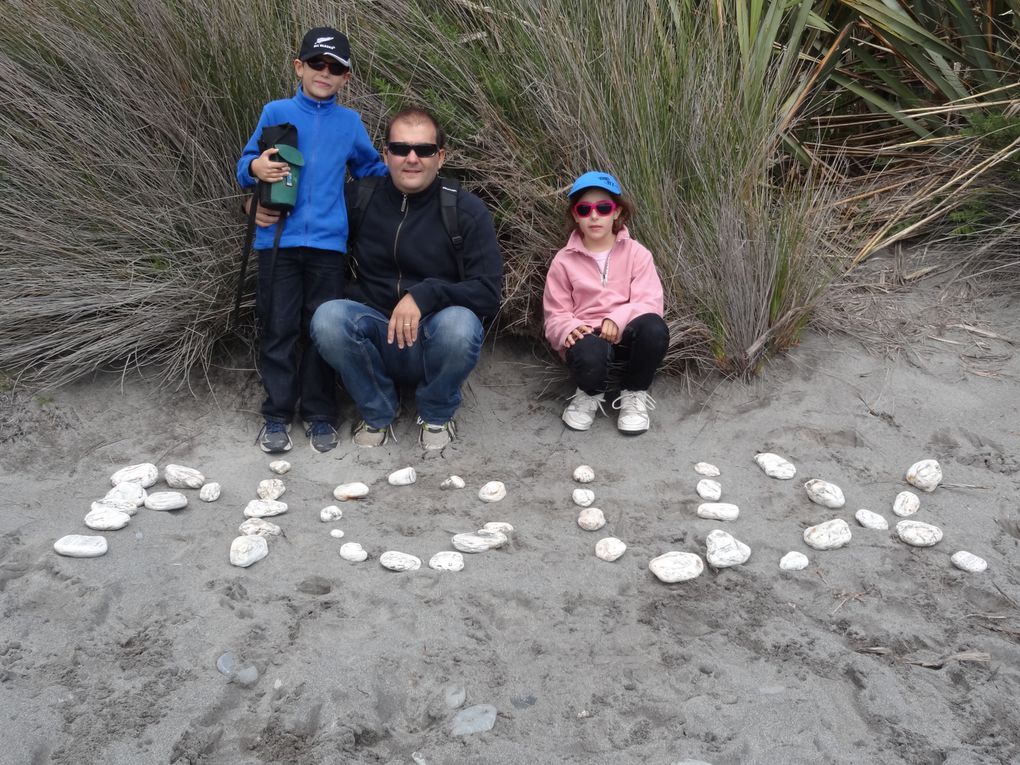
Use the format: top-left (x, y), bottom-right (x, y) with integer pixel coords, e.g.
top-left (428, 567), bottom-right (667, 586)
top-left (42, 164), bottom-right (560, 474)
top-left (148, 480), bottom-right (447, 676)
top-left (307, 421), bottom-right (335, 436)
top-left (612, 391), bottom-right (656, 412)
top-left (567, 390), bottom-right (607, 417)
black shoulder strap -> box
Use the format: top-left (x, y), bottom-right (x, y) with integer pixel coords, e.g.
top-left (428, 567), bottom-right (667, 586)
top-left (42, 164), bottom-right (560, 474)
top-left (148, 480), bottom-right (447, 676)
top-left (350, 174), bottom-right (383, 247)
top-left (438, 177), bottom-right (464, 280)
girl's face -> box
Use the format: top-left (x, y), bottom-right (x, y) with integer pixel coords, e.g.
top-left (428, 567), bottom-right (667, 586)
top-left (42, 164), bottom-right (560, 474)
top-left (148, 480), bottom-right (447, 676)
top-left (572, 189), bottom-right (621, 249)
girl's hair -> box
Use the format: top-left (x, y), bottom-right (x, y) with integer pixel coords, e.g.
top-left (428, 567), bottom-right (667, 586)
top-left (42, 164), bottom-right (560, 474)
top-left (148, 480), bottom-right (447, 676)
top-left (564, 190), bottom-right (635, 237)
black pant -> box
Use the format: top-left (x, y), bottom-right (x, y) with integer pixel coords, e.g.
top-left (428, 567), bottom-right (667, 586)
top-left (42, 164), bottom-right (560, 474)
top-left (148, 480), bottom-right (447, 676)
top-left (565, 313), bottom-right (669, 396)
top-left (256, 247), bottom-right (345, 424)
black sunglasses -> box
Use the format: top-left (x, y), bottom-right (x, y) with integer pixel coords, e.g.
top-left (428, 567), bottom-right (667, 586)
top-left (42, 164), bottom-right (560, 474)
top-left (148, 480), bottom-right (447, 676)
top-left (305, 58), bottom-right (349, 76)
top-left (386, 142), bottom-right (440, 158)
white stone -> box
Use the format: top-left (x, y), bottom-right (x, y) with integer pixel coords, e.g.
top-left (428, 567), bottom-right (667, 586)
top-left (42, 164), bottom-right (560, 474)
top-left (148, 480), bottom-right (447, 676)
top-left (243, 498), bottom-right (288, 518)
top-left (452, 530), bottom-right (507, 553)
top-left (238, 518), bottom-right (281, 537)
top-left (84, 506), bottom-right (131, 530)
top-left (340, 542), bottom-right (368, 562)
top-left (855, 508), bottom-right (888, 530)
top-left (694, 462), bottom-right (721, 477)
top-left (705, 529), bottom-right (751, 568)
top-left (780, 551), bottom-right (809, 570)
top-left (572, 488), bottom-right (595, 507)
top-left (269, 460), bottom-right (290, 475)
top-left (230, 535), bottom-right (268, 567)
top-left (696, 479), bottom-right (722, 501)
top-left (429, 551), bottom-right (465, 571)
top-left (91, 499), bottom-right (138, 518)
top-left (893, 491), bottom-right (920, 517)
top-left (648, 551), bottom-right (704, 583)
top-left (481, 521), bottom-right (514, 535)
top-left (478, 481), bottom-right (506, 503)
top-left (951, 550), bottom-right (987, 573)
top-left (697, 502), bottom-right (739, 521)
top-left (804, 479), bottom-right (846, 509)
top-left (257, 478), bottom-right (285, 500)
top-left (110, 462), bottom-right (158, 488)
top-left (54, 534), bottom-right (108, 557)
top-left (577, 507), bottom-right (606, 531)
top-left (164, 464), bottom-right (205, 489)
top-left (387, 467), bottom-right (417, 486)
top-left (803, 518), bottom-right (852, 550)
top-left (896, 520), bottom-right (943, 547)
top-left (754, 452), bottom-right (796, 479)
top-left (103, 482), bottom-right (147, 509)
top-left (595, 537), bottom-right (627, 562)
top-left (144, 491), bottom-right (188, 511)
top-left (319, 505), bottom-right (343, 522)
top-left (573, 465), bottom-right (595, 483)
top-left (440, 475), bottom-right (466, 490)
top-left (906, 459), bottom-right (942, 493)
top-left (380, 551), bottom-right (421, 571)
top-left (333, 482), bottom-right (369, 501)
top-left (199, 482), bottom-right (221, 502)
top-left (329, 528), bottom-right (345, 539)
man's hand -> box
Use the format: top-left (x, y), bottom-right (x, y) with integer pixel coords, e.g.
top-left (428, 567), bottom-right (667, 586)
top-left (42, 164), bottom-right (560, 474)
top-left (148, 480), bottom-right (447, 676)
top-left (242, 196), bottom-right (282, 228)
top-left (600, 318), bottom-right (620, 344)
top-left (564, 323), bottom-right (593, 349)
top-left (387, 293), bottom-right (422, 349)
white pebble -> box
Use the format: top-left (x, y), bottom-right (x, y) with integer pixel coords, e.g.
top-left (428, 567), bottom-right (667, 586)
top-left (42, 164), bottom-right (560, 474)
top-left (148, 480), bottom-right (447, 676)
top-left (333, 482), bottom-right (369, 501)
top-left (380, 551), bottom-right (421, 571)
top-left (694, 462), bottom-right (720, 477)
top-left (572, 488), bottom-right (595, 507)
top-left (144, 491), bottom-right (188, 511)
top-left (429, 551), bottom-right (465, 571)
top-left (199, 482), bottom-right (221, 502)
top-left (244, 499), bottom-right (287, 518)
top-left (340, 542), bottom-right (368, 562)
top-left (893, 491), bottom-right (920, 517)
top-left (855, 508), bottom-right (888, 530)
top-left (329, 529), bottom-right (345, 539)
top-left (478, 481), bottom-right (506, 503)
top-left (164, 464), bottom-right (205, 489)
top-left (230, 535), bottom-right (268, 567)
top-left (905, 459), bottom-right (942, 492)
top-left (319, 505), bottom-right (343, 522)
top-left (54, 534), bottom-right (108, 557)
top-left (648, 551), bottom-right (704, 583)
top-left (705, 529), bottom-right (751, 568)
top-left (440, 475), bottom-right (466, 490)
top-left (595, 537), bottom-right (627, 562)
top-left (452, 530), bottom-right (507, 553)
top-left (238, 518), bottom-right (281, 537)
top-left (387, 467), bottom-right (417, 486)
top-left (269, 460), bottom-right (290, 474)
top-left (696, 479), bottom-right (722, 501)
top-left (84, 506), bottom-right (131, 531)
top-left (104, 482), bottom-right (147, 509)
top-left (110, 462), bottom-right (158, 488)
top-left (896, 520), bottom-right (943, 547)
top-left (697, 502), bottom-right (739, 521)
top-left (573, 465), bottom-right (595, 483)
top-left (803, 518), bottom-right (852, 550)
top-left (951, 550), bottom-right (987, 573)
top-left (90, 499), bottom-right (137, 518)
top-left (577, 507), bottom-right (606, 531)
top-left (257, 478), bottom-right (285, 500)
top-left (481, 521), bottom-right (514, 535)
top-left (803, 479), bottom-right (846, 509)
top-left (754, 452), bottom-right (796, 479)
top-left (780, 551), bottom-right (809, 570)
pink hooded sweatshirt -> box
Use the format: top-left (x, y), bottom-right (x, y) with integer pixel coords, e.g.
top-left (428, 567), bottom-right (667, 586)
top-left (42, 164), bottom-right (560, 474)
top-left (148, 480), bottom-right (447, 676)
top-left (543, 226), bottom-right (664, 357)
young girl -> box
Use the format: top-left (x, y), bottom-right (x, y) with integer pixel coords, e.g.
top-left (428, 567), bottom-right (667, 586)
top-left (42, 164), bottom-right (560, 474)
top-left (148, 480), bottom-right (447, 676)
top-left (543, 171), bottom-right (669, 434)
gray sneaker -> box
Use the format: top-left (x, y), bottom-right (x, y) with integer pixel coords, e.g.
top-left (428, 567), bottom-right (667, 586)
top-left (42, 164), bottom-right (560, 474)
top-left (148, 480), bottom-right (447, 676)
top-left (258, 420), bottom-right (292, 453)
top-left (352, 420), bottom-right (388, 448)
top-left (306, 421), bottom-right (339, 453)
top-left (417, 417), bottom-right (455, 450)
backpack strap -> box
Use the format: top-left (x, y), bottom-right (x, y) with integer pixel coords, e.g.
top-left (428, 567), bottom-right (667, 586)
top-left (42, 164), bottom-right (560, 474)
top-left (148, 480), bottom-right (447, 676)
top-left (439, 177), bottom-right (464, 280)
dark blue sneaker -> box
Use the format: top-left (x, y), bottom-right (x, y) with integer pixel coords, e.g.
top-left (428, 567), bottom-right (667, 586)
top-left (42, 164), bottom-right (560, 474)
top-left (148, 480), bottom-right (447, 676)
top-left (306, 421), bottom-right (339, 453)
top-left (258, 420), bottom-right (292, 453)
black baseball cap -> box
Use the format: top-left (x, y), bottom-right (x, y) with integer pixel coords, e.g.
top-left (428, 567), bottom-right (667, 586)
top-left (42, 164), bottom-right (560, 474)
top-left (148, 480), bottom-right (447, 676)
top-left (299, 27), bottom-right (351, 67)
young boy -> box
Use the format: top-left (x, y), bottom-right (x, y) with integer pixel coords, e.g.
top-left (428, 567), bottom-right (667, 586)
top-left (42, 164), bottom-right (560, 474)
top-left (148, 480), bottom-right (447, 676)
top-left (237, 26), bottom-right (386, 454)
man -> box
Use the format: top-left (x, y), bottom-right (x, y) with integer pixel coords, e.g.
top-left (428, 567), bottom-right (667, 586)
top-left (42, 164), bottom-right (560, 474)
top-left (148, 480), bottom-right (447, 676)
top-left (309, 107), bottom-right (502, 450)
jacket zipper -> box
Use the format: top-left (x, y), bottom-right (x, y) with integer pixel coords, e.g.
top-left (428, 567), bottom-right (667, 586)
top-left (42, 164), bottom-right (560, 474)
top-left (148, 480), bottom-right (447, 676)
top-left (394, 194), bottom-right (408, 298)
top-left (601, 247), bottom-right (612, 287)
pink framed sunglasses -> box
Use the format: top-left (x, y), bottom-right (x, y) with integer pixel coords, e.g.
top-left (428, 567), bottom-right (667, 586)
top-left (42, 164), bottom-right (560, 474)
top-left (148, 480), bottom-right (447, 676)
top-left (573, 199), bottom-right (617, 218)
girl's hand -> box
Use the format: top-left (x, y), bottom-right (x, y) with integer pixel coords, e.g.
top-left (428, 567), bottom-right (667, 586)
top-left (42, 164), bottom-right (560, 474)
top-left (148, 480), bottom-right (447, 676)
top-left (600, 318), bottom-right (620, 344)
top-left (564, 324), bottom-right (592, 348)
top-left (251, 148), bottom-right (289, 183)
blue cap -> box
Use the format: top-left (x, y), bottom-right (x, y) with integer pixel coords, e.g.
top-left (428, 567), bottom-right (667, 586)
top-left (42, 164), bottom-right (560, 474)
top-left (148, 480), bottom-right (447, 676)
top-left (568, 171), bottom-right (621, 198)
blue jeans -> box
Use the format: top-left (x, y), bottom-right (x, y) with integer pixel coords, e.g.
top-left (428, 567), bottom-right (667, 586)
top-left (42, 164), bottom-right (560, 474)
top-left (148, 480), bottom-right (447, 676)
top-left (257, 247), bottom-right (345, 424)
top-left (310, 300), bottom-right (483, 428)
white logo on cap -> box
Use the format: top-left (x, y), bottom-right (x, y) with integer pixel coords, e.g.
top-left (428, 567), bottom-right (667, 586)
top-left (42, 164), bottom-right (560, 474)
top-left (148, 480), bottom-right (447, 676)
top-left (314, 36), bottom-right (335, 48)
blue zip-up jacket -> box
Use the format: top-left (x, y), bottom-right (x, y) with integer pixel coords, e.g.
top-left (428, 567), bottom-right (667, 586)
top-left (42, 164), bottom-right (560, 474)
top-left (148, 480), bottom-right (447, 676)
top-left (236, 88), bottom-right (387, 253)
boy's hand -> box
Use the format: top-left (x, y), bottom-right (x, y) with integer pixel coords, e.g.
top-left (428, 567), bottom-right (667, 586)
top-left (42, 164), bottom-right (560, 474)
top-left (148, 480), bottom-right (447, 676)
top-left (242, 196), bottom-right (282, 228)
top-left (251, 148), bottom-right (289, 183)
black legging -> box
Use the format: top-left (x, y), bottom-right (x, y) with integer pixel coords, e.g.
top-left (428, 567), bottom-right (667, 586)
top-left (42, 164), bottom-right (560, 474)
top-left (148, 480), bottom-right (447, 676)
top-left (564, 313), bottom-right (669, 396)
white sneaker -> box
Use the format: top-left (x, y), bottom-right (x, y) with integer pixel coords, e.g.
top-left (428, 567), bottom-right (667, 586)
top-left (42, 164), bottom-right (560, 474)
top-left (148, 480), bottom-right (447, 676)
top-left (562, 388), bottom-right (605, 431)
top-left (613, 390), bottom-right (655, 434)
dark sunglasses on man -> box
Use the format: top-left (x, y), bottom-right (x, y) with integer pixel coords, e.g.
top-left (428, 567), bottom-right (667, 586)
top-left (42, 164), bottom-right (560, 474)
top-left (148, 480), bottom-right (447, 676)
top-left (305, 57), bottom-right (349, 76)
top-left (386, 142), bottom-right (440, 158)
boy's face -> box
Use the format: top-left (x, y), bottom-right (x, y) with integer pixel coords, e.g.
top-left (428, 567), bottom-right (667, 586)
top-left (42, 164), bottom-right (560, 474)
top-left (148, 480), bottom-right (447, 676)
top-left (293, 57), bottom-right (351, 101)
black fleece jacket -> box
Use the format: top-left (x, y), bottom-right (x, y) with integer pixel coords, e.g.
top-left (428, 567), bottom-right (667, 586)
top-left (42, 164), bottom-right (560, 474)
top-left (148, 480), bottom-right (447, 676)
top-left (345, 175), bottom-right (502, 319)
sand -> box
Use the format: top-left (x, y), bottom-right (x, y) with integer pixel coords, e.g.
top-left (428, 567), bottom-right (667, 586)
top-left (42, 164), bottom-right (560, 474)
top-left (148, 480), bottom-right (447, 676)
top-left (2, 296), bottom-right (1020, 765)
